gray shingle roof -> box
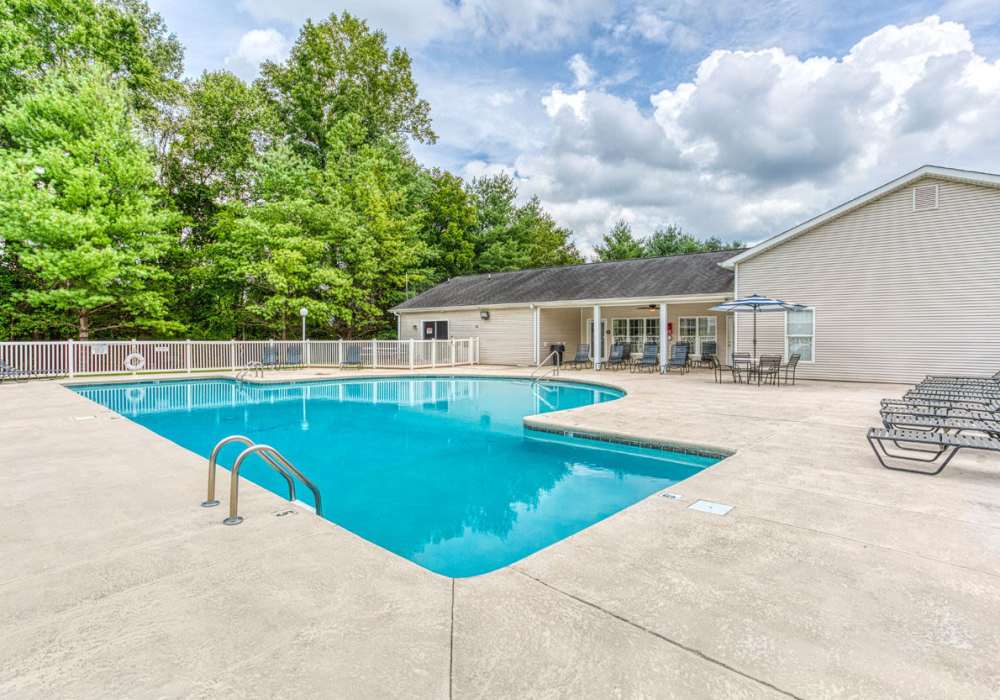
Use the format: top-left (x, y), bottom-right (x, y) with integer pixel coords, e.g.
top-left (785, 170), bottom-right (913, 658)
top-left (393, 250), bottom-right (741, 310)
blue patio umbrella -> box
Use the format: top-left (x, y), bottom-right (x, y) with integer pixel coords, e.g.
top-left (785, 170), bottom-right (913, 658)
top-left (709, 294), bottom-right (807, 358)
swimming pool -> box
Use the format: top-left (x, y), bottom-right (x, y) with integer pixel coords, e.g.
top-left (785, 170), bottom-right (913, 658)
top-left (73, 376), bottom-right (718, 577)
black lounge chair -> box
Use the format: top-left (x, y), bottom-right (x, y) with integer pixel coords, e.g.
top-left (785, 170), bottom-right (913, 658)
top-left (867, 428), bottom-right (1000, 475)
top-left (881, 412), bottom-right (1000, 438)
top-left (695, 341), bottom-right (717, 368)
top-left (262, 347), bottom-right (278, 368)
top-left (666, 343), bottom-right (689, 374)
top-left (781, 353), bottom-right (801, 385)
top-left (605, 343), bottom-right (628, 370)
top-left (883, 397), bottom-right (996, 414)
top-left (923, 370), bottom-right (1000, 384)
top-left (564, 344), bottom-right (592, 369)
top-left (630, 343), bottom-right (659, 373)
top-left (341, 344), bottom-right (362, 367)
top-left (0, 362), bottom-right (31, 382)
top-left (904, 390), bottom-right (999, 408)
top-left (880, 403), bottom-right (997, 423)
top-left (286, 345), bottom-right (303, 366)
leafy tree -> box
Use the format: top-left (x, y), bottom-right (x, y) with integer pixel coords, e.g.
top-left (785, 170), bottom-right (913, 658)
top-left (258, 11), bottom-right (434, 167)
top-left (594, 220), bottom-right (645, 261)
top-left (206, 116), bottom-right (428, 339)
top-left (0, 62), bottom-right (183, 340)
top-left (160, 70), bottom-right (272, 232)
top-left (467, 173), bottom-right (582, 272)
top-left (0, 0), bottom-right (183, 125)
top-left (644, 223), bottom-right (743, 257)
top-left (421, 169), bottom-right (477, 280)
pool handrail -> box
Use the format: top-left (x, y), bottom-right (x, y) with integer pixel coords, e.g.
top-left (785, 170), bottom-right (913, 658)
top-left (202, 434), bottom-right (297, 508)
top-left (224, 444), bottom-right (323, 525)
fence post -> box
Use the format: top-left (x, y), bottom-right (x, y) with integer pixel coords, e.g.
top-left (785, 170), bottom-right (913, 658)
top-left (371, 338), bottom-right (377, 368)
top-left (431, 340), bottom-right (436, 368)
top-left (338, 339), bottom-right (343, 366)
top-left (451, 338), bottom-right (456, 366)
top-left (305, 339), bottom-right (311, 367)
top-left (230, 339), bottom-right (236, 372)
top-left (185, 339), bottom-right (192, 373)
top-left (409, 338), bottom-right (415, 370)
top-left (475, 337), bottom-right (480, 365)
top-left (67, 339), bottom-right (75, 378)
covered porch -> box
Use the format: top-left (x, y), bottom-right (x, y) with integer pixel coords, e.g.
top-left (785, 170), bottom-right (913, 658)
top-left (531, 294), bottom-right (733, 370)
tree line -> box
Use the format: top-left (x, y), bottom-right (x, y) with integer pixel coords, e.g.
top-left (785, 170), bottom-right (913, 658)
top-left (0, 1), bottom-right (736, 341)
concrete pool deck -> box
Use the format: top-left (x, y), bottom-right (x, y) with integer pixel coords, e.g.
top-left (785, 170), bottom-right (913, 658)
top-left (1, 367), bottom-right (999, 698)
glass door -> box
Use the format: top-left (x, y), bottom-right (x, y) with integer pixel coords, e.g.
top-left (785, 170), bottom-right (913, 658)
top-left (678, 316), bottom-right (717, 359)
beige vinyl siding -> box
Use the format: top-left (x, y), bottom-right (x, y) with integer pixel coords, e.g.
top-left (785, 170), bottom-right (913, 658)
top-left (539, 308), bottom-right (581, 361)
top-left (735, 177), bottom-right (1000, 382)
top-left (397, 308), bottom-right (533, 365)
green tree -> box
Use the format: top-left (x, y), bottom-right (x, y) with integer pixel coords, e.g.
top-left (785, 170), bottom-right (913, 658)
top-left (0, 0), bottom-right (183, 125)
top-left (594, 219), bottom-right (645, 261)
top-left (0, 62), bottom-right (183, 339)
top-left (259, 11), bottom-right (434, 167)
top-left (160, 70), bottom-right (272, 233)
top-left (644, 223), bottom-right (743, 257)
top-left (421, 169), bottom-right (477, 280)
top-left (207, 116), bottom-right (428, 339)
top-left (467, 173), bottom-right (582, 272)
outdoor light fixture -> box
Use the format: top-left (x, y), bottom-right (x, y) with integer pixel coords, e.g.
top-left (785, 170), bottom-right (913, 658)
top-left (480, 310), bottom-right (490, 320)
top-left (299, 307), bottom-right (308, 341)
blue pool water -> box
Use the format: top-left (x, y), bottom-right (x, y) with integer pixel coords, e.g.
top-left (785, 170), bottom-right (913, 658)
top-left (73, 377), bottom-right (718, 577)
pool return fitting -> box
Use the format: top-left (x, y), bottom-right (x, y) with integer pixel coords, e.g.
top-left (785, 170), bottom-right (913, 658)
top-left (202, 435), bottom-right (323, 525)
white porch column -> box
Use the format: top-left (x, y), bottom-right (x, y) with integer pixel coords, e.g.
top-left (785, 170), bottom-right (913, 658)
top-left (593, 304), bottom-right (602, 370)
top-left (659, 303), bottom-right (668, 372)
top-left (531, 305), bottom-right (540, 365)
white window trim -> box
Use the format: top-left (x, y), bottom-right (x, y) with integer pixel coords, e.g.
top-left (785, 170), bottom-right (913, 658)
top-left (419, 318), bottom-right (449, 340)
top-left (784, 307), bottom-right (816, 364)
top-left (609, 316), bottom-right (659, 344)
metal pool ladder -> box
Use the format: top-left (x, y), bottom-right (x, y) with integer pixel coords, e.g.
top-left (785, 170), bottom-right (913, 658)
top-left (530, 350), bottom-right (561, 385)
top-left (235, 362), bottom-right (264, 380)
top-left (202, 435), bottom-right (323, 525)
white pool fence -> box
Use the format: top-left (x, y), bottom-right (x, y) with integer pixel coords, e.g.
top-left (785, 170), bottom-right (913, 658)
top-left (0, 338), bottom-right (479, 378)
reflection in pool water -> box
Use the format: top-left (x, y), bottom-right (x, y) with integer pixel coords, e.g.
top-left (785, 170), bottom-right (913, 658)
top-left (74, 377), bottom-right (718, 577)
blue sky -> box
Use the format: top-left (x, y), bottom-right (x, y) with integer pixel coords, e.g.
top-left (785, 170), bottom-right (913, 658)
top-left (149, 0), bottom-right (1000, 254)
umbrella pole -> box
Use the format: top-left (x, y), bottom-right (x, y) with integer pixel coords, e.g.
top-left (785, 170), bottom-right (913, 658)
top-left (753, 309), bottom-right (757, 358)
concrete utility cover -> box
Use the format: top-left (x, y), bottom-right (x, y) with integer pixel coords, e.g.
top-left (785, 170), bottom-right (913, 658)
top-left (688, 500), bottom-right (733, 516)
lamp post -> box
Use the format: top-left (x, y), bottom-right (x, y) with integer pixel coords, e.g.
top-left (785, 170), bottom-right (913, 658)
top-left (299, 307), bottom-right (308, 341)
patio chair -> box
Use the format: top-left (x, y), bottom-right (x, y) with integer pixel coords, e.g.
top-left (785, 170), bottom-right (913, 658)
top-left (630, 342), bottom-right (659, 373)
top-left (883, 397), bottom-right (997, 414)
top-left (695, 341), bottom-right (717, 368)
top-left (904, 390), bottom-right (999, 408)
top-left (666, 343), bottom-right (689, 374)
top-left (341, 344), bottom-right (363, 367)
top-left (913, 383), bottom-right (1000, 399)
top-left (709, 354), bottom-right (734, 383)
top-left (880, 412), bottom-right (1000, 439)
top-left (923, 370), bottom-right (1000, 384)
top-left (879, 403), bottom-right (997, 423)
top-left (757, 355), bottom-right (782, 386)
top-left (604, 343), bottom-right (627, 370)
top-left (731, 353), bottom-right (753, 384)
top-left (563, 344), bottom-right (592, 370)
top-left (262, 347), bottom-right (278, 368)
top-left (781, 353), bottom-right (801, 385)
top-left (285, 345), bottom-right (303, 366)
top-left (0, 361), bottom-right (31, 382)
top-left (867, 427), bottom-right (1000, 475)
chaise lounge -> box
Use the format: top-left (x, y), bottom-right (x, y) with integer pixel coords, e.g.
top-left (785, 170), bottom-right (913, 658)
top-left (867, 428), bottom-right (1000, 475)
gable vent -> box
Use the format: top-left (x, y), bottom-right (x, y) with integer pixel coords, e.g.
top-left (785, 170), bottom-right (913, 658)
top-left (912, 184), bottom-right (939, 212)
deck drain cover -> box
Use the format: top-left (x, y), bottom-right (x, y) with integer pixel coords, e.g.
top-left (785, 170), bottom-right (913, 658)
top-left (688, 500), bottom-right (733, 516)
top-left (662, 492), bottom-right (684, 501)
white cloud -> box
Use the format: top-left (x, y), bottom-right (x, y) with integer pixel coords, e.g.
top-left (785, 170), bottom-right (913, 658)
top-left (237, 0), bottom-right (613, 48)
top-left (568, 54), bottom-right (595, 87)
top-left (486, 16), bottom-right (1000, 256)
top-left (224, 28), bottom-right (289, 79)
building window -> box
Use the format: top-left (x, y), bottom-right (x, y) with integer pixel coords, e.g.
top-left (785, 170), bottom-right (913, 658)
top-left (611, 317), bottom-right (660, 352)
top-left (422, 320), bottom-right (449, 339)
top-left (785, 308), bottom-right (814, 362)
top-left (678, 316), bottom-right (717, 358)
